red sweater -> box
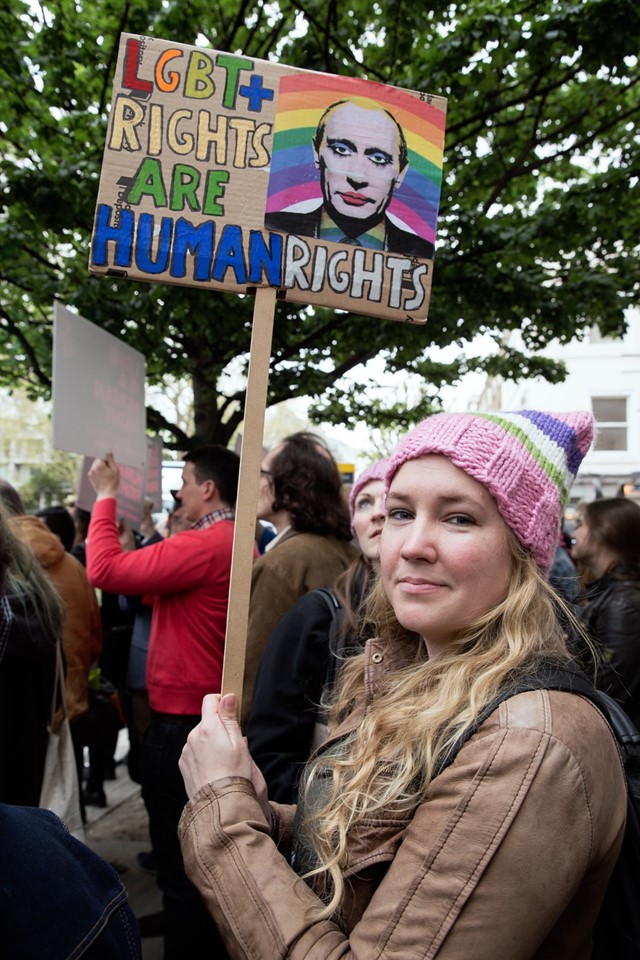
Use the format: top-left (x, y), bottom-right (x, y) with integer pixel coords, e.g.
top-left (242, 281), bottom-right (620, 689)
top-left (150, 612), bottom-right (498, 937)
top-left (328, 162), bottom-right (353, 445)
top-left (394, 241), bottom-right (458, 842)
top-left (87, 498), bottom-right (234, 714)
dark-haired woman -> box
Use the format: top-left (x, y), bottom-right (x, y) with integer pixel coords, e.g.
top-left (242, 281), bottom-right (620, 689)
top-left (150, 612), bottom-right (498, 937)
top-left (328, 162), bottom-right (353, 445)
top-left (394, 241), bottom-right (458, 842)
top-left (242, 432), bottom-right (358, 724)
top-left (572, 496), bottom-right (640, 725)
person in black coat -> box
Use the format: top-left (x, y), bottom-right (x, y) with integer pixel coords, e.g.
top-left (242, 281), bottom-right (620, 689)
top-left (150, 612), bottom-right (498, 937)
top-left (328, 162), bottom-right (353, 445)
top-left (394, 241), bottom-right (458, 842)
top-left (0, 506), bottom-right (141, 958)
top-left (247, 460), bottom-right (388, 802)
top-left (571, 496), bottom-right (640, 725)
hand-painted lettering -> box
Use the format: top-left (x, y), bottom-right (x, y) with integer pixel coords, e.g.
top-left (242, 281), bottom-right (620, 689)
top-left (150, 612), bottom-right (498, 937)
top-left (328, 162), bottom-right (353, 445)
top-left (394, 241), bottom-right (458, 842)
top-left (203, 171), bottom-right (229, 215)
top-left (403, 264), bottom-right (428, 311)
top-left (121, 45), bottom-right (275, 115)
top-left (91, 204), bottom-right (429, 314)
top-left (136, 214), bottom-right (172, 273)
top-left (351, 250), bottom-right (384, 302)
top-left (108, 101), bottom-right (271, 168)
top-left (127, 158), bottom-right (167, 207)
top-left (156, 49), bottom-right (183, 92)
top-left (173, 220), bottom-right (215, 280)
top-left (122, 38), bottom-right (153, 96)
top-left (215, 55), bottom-right (254, 109)
top-left (167, 109), bottom-right (195, 154)
top-left (238, 73), bottom-right (274, 112)
top-left (109, 96), bottom-right (146, 151)
top-left (184, 51), bottom-right (216, 99)
top-left (327, 251), bottom-right (350, 294)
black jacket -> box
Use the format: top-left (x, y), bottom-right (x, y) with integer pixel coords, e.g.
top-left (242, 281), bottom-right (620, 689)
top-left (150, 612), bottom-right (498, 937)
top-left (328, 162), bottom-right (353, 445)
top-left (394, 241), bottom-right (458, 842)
top-left (247, 590), bottom-right (339, 804)
top-left (579, 575), bottom-right (640, 727)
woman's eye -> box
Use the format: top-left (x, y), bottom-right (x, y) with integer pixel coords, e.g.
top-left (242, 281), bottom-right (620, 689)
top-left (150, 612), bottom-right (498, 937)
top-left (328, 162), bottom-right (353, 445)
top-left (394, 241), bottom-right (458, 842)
top-left (356, 497), bottom-right (373, 511)
top-left (388, 508), bottom-right (413, 521)
top-left (448, 514), bottom-right (475, 526)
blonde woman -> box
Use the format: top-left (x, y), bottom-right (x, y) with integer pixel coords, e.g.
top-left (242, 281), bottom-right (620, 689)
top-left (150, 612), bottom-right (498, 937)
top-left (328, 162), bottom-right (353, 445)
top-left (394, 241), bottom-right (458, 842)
top-left (178, 411), bottom-right (626, 960)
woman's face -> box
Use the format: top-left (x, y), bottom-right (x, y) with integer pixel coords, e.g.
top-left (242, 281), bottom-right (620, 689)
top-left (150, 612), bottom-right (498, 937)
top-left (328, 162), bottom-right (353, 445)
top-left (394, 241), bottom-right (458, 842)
top-left (351, 479), bottom-right (385, 562)
top-left (381, 455), bottom-right (512, 658)
top-left (570, 513), bottom-right (593, 566)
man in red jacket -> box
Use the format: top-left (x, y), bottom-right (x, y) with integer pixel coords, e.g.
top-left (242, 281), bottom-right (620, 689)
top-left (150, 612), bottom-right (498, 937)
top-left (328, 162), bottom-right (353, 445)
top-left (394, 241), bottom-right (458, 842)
top-left (87, 445), bottom-right (239, 960)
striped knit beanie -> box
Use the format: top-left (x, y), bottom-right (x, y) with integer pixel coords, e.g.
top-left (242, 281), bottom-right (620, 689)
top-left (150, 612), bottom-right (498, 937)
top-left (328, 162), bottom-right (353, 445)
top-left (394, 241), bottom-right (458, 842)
top-left (386, 410), bottom-right (594, 571)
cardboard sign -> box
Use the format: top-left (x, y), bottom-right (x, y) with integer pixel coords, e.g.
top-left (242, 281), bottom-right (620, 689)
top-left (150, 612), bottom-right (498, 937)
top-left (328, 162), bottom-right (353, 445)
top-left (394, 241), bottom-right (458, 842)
top-left (76, 436), bottom-right (164, 527)
top-left (144, 436), bottom-right (163, 511)
top-left (90, 35), bottom-right (447, 323)
top-left (52, 303), bottom-right (147, 468)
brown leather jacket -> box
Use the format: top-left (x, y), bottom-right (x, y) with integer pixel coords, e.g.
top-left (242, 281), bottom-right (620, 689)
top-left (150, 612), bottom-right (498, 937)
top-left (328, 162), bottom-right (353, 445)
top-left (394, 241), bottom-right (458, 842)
top-left (179, 637), bottom-right (626, 959)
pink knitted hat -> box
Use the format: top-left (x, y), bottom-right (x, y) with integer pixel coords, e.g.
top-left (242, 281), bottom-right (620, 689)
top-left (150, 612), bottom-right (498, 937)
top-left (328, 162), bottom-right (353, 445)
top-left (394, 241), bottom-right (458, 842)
top-left (386, 411), bottom-right (594, 571)
top-left (349, 459), bottom-right (390, 526)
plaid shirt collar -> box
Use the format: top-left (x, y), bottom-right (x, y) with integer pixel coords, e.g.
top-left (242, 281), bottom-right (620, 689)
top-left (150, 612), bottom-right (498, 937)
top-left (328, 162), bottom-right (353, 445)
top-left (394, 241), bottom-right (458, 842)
top-left (191, 507), bottom-right (235, 530)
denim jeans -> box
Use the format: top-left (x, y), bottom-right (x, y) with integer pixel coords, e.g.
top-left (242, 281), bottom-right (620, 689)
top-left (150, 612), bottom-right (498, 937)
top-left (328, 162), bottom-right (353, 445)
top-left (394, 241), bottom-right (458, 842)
top-left (141, 712), bottom-right (229, 960)
top-left (1, 803), bottom-right (140, 959)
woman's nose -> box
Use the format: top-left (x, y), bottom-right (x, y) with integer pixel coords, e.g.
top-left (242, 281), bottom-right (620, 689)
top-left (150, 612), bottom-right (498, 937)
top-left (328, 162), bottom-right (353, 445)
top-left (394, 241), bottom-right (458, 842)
top-left (400, 520), bottom-right (437, 563)
top-left (372, 499), bottom-right (385, 520)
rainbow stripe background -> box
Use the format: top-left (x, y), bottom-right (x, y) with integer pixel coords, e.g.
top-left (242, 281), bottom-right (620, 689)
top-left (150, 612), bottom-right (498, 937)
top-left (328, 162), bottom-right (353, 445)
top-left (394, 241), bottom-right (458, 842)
top-left (265, 73), bottom-right (446, 245)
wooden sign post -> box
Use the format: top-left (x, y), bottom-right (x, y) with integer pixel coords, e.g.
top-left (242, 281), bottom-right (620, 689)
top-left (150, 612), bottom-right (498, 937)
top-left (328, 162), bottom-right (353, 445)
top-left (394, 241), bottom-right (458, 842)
top-left (89, 34), bottom-right (447, 708)
top-left (220, 286), bottom-right (276, 696)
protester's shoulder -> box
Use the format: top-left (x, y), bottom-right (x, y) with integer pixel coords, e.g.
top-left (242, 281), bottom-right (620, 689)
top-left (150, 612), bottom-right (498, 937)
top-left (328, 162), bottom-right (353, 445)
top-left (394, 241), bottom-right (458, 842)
top-left (278, 588), bottom-right (340, 628)
top-left (478, 685), bottom-right (609, 734)
top-left (583, 577), bottom-right (640, 620)
top-left (606, 579), bottom-right (640, 611)
top-left (475, 687), bottom-right (623, 784)
top-left (276, 531), bottom-right (357, 559)
top-left (167, 520), bottom-right (235, 549)
top-left (11, 514), bottom-right (64, 568)
top-left (199, 518), bottom-right (235, 540)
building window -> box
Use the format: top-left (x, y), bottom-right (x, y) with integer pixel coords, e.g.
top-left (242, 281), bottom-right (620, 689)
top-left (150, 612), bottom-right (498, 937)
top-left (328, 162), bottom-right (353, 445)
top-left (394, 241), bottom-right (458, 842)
top-left (592, 397), bottom-right (628, 451)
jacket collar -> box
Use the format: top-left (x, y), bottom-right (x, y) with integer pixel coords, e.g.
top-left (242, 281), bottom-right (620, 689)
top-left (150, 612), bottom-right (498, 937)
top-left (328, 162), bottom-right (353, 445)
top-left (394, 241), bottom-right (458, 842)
top-left (323, 635), bottom-right (420, 746)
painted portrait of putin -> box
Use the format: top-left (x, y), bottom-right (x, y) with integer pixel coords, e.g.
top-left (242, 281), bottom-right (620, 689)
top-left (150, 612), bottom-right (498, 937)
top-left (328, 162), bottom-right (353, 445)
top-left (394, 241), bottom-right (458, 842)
top-left (265, 98), bottom-right (434, 259)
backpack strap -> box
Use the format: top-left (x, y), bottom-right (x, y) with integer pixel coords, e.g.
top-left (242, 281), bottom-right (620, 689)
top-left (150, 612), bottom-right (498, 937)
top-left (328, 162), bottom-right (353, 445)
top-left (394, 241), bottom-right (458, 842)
top-left (309, 588), bottom-right (345, 752)
top-left (312, 588), bottom-right (345, 694)
top-left (434, 661), bottom-right (640, 957)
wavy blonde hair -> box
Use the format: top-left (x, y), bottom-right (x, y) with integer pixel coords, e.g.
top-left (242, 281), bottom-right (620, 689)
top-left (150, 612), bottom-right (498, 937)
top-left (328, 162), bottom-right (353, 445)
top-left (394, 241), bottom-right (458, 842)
top-left (299, 530), bottom-right (576, 918)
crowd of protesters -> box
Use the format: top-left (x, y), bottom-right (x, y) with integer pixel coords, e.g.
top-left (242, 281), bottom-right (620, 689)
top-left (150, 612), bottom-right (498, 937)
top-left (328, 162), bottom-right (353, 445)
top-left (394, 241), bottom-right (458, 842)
top-left (1, 418), bottom-right (640, 958)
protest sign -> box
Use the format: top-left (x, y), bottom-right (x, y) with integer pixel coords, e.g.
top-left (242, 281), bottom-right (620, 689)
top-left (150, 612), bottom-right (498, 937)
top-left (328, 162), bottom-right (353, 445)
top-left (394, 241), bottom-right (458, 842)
top-left (75, 436), bottom-right (164, 528)
top-left (89, 34), bottom-right (448, 700)
top-left (144, 436), bottom-right (163, 511)
top-left (89, 35), bottom-right (447, 324)
top-left (52, 304), bottom-right (147, 469)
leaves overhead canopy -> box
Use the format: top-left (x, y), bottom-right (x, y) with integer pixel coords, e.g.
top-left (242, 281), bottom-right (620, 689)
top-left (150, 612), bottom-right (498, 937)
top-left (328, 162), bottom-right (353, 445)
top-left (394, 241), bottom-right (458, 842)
top-left (1, 0), bottom-right (638, 447)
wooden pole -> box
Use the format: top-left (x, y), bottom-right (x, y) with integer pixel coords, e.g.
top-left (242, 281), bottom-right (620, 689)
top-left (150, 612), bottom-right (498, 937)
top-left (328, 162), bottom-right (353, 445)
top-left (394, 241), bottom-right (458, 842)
top-left (221, 286), bottom-right (277, 699)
